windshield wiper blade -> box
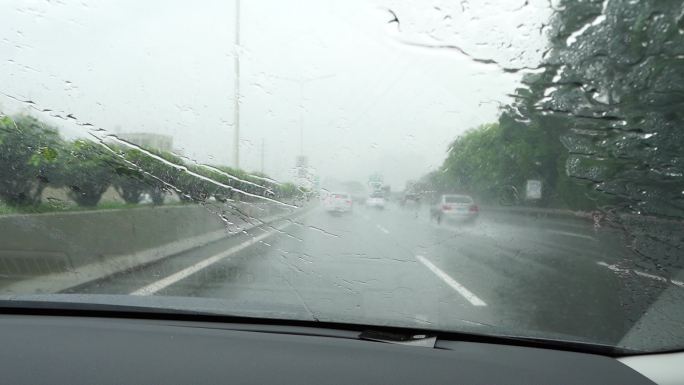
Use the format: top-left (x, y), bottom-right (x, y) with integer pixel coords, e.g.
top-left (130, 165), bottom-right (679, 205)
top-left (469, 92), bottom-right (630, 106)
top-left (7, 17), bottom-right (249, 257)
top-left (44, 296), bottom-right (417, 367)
top-left (359, 329), bottom-right (437, 348)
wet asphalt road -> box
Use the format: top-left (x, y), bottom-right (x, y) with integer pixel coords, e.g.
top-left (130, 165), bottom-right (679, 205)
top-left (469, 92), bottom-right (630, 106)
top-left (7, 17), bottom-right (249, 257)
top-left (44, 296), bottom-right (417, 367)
top-left (72, 201), bottom-right (682, 347)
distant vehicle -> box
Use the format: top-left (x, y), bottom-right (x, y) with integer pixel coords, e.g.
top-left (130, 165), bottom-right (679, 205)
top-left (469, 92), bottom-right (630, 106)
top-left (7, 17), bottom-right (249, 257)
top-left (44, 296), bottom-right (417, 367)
top-left (366, 191), bottom-right (385, 209)
top-left (324, 192), bottom-right (353, 213)
top-left (430, 194), bottom-right (479, 224)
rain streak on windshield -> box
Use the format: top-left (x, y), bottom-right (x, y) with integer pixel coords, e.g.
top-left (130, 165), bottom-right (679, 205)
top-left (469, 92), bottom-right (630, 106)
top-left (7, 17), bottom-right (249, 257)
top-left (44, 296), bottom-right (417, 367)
top-left (0, 0), bottom-right (683, 354)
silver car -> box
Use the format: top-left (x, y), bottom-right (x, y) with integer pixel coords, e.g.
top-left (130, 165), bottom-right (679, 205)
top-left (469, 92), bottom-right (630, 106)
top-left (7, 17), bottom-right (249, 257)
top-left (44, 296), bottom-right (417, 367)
top-left (430, 194), bottom-right (479, 224)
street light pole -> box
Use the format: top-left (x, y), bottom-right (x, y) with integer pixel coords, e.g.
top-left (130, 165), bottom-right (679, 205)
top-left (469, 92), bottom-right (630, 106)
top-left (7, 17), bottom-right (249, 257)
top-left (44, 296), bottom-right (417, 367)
top-left (232, 0), bottom-right (241, 169)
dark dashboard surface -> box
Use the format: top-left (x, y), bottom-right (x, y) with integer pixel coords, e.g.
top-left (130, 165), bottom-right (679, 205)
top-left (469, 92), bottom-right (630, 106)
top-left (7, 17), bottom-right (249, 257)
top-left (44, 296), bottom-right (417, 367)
top-left (0, 315), bottom-right (653, 384)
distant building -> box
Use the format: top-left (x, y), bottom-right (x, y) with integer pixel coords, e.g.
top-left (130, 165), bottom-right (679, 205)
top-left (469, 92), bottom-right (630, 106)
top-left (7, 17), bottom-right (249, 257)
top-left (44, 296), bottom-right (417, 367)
top-left (119, 133), bottom-right (173, 152)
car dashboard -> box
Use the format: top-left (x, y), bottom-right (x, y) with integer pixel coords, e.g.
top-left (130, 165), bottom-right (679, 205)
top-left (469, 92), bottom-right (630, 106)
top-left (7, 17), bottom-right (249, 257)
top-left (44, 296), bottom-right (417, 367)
top-left (0, 312), bottom-right (660, 385)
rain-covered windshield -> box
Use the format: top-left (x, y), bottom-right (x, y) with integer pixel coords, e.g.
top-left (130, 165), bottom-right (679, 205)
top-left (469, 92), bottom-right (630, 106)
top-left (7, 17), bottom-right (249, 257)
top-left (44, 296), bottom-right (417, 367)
top-left (1, 0), bottom-right (683, 354)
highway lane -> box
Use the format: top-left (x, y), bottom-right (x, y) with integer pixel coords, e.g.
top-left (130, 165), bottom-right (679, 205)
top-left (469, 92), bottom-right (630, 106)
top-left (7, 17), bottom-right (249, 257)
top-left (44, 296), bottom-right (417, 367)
top-left (71, 201), bottom-right (682, 347)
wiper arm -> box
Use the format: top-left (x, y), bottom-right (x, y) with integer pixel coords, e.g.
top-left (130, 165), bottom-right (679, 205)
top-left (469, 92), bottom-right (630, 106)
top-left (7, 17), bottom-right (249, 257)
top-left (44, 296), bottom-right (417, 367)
top-left (359, 329), bottom-right (437, 348)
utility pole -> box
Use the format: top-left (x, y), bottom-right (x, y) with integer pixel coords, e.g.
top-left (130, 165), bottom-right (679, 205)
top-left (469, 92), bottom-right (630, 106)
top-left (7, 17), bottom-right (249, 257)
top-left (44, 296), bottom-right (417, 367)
top-left (232, 0), bottom-right (241, 169)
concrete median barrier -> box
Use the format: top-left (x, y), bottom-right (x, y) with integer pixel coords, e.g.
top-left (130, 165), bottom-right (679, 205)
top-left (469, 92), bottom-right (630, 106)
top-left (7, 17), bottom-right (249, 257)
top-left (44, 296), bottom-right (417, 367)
top-left (0, 202), bottom-right (298, 294)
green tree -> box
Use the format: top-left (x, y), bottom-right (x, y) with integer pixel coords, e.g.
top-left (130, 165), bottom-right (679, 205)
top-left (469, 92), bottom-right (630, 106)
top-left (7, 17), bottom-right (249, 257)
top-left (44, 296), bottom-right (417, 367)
top-left (0, 115), bottom-right (64, 206)
top-left (112, 166), bottom-right (147, 204)
top-left (59, 140), bottom-right (117, 207)
top-left (430, 0), bottom-right (684, 214)
top-left (115, 144), bottom-right (288, 205)
top-left (120, 148), bottom-right (186, 203)
top-left (528, 0), bottom-right (684, 216)
top-left (277, 182), bottom-right (299, 199)
top-left (114, 147), bottom-right (169, 204)
top-left (434, 123), bottom-right (518, 203)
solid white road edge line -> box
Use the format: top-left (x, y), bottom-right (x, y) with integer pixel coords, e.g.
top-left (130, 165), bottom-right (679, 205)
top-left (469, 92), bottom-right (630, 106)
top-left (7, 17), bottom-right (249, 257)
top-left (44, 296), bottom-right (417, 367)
top-left (131, 220), bottom-right (296, 296)
top-left (416, 255), bottom-right (487, 307)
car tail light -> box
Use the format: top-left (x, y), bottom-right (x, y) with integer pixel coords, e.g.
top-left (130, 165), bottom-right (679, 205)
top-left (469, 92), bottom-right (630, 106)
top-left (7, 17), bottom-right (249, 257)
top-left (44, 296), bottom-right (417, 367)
top-left (469, 205), bottom-right (479, 213)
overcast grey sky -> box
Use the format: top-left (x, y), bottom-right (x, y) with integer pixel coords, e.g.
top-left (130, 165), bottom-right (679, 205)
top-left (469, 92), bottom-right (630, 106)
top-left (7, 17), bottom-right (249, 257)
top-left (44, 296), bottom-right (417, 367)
top-left (0, 0), bottom-right (551, 189)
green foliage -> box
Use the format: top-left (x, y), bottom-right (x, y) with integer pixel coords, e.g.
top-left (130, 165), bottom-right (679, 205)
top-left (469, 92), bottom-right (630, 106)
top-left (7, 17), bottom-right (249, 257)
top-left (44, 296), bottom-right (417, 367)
top-left (118, 147), bottom-right (284, 204)
top-left (425, 0), bottom-right (684, 215)
top-left (441, 123), bottom-right (506, 200)
top-left (527, 0), bottom-right (684, 215)
top-left (135, 149), bottom-right (184, 203)
top-left (0, 115), bottom-right (309, 211)
top-left (277, 182), bottom-right (299, 199)
top-left (112, 165), bottom-right (148, 204)
top-left (0, 115), bottom-right (64, 206)
top-left (59, 140), bottom-right (118, 207)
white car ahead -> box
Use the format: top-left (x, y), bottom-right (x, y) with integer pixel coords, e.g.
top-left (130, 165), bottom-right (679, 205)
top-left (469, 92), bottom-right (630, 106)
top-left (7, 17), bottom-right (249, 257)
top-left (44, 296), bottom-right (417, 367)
top-left (366, 191), bottom-right (385, 209)
top-left (324, 192), bottom-right (353, 213)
